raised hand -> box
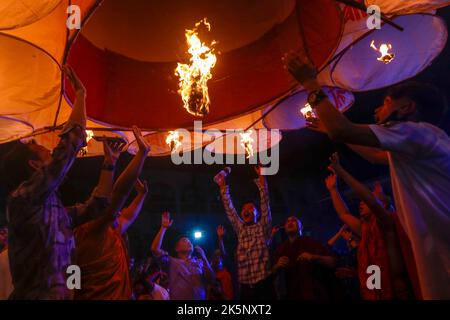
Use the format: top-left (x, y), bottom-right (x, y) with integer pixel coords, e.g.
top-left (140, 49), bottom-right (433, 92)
top-left (103, 139), bottom-right (126, 165)
top-left (63, 65), bottom-right (86, 94)
top-left (283, 52), bottom-right (318, 88)
top-left (213, 170), bottom-right (226, 187)
top-left (328, 152), bottom-right (341, 173)
top-left (306, 117), bottom-right (327, 134)
top-left (274, 256), bottom-right (289, 270)
top-left (216, 225), bottom-right (226, 239)
top-left (132, 126), bottom-right (151, 156)
top-left (161, 211), bottom-right (173, 229)
top-left (135, 179), bottom-right (148, 195)
top-left (338, 225), bottom-right (348, 235)
top-left (325, 174), bottom-right (338, 191)
top-left (297, 252), bottom-right (316, 263)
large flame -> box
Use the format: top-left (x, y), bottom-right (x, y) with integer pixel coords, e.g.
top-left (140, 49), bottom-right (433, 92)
top-left (175, 18), bottom-right (217, 117)
top-left (166, 131), bottom-right (182, 152)
top-left (370, 40), bottom-right (395, 64)
top-left (240, 130), bottom-right (254, 159)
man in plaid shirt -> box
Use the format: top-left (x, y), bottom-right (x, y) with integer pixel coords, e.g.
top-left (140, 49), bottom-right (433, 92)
top-left (215, 166), bottom-right (275, 299)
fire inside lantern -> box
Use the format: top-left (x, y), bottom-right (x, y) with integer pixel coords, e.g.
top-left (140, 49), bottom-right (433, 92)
top-left (80, 129), bottom-right (94, 156)
top-left (175, 18), bottom-right (217, 117)
top-left (240, 130), bottom-right (254, 159)
top-left (300, 103), bottom-right (316, 121)
top-left (166, 131), bottom-right (183, 153)
top-left (370, 40), bottom-right (395, 64)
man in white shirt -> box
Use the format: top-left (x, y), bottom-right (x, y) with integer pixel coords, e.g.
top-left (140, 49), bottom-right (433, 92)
top-left (286, 53), bottom-right (449, 299)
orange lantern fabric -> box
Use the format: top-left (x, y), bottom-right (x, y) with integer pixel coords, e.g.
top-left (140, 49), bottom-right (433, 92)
top-left (65, 0), bottom-right (344, 130)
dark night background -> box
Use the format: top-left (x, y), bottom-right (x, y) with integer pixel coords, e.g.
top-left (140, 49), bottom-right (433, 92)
top-left (1, 7), bottom-right (449, 264)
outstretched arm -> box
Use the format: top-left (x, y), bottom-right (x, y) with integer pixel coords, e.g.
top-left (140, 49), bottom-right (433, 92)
top-left (119, 179), bottom-right (148, 234)
top-left (68, 140), bottom-right (127, 226)
top-left (327, 225), bottom-right (346, 247)
top-left (329, 153), bottom-right (392, 230)
top-left (195, 246), bottom-right (216, 285)
top-left (104, 126), bottom-right (150, 220)
top-left (95, 140), bottom-right (125, 198)
top-left (151, 212), bottom-right (172, 257)
top-left (214, 172), bottom-right (242, 233)
top-left (216, 225), bottom-right (227, 257)
top-left (347, 144), bottom-right (388, 165)
top-left (254, 166), bottom-right (272, 237)
top-left (16, 66), bottom-right (87, 203)
top-left (286, 54), bottom-right (380, 147)
top-left (325, 174), bottom-right (362, 236)
top-left (63, 65), bottom-right (87, 130)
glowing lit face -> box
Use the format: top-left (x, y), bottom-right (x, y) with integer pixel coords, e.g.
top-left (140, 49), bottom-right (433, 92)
top-left (359, 201), bottom-right (371, 217)
top-left (240, 203), bottom-right (257, 224)
top-left (176, 237), bottom-right (193, 255)
top-left (374, 96), bottom-right (413, 124)
top-left (284, 216), bottom-right (300, 234)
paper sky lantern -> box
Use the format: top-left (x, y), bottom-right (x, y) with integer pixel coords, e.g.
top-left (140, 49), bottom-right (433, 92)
top-left (1, 0), bottom-right (449, 158)
top-left (0, 0), bottom-right (62, 30)
top-left (28, 121), bottom-right (128, 158)
top-left (205, 129), bottom-right (282, 157)
top-left (127, 131), bottom-right (213, 157)
top-left (263, 87), bottom-right (355, 131)
top-left (64, 0), bottom-right (343, 130)
top-left (330, 14), bottom-right (447, 91)
top-left (365, 0), bottom-right (450, 15)
top-left (0, 0), bottom-right (106, 152)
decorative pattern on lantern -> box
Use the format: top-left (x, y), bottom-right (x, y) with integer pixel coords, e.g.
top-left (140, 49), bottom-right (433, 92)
top-left (166, 131), bottom-right (183, 153)
top-left (370, 40), bottom-right (395, 64)
top-left (300, 103), bottom-right (316, 121)
top-left (240, 130), bottom-right (254, 159)
top-left (175, 18), bottom-right (217, 117)
top-left (80, 130), bottom-right (95, 156)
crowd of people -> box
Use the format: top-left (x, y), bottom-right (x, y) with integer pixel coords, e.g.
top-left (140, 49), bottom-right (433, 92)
top-left (0, 53), bottom-right (449, 300)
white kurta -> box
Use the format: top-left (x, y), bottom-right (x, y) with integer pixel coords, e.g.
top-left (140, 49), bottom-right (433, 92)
top-left (370, 121), bottom-right (450, 299)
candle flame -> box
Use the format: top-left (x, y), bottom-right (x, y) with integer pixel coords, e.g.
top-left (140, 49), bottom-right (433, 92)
top-left (240, 130), bottom-right (254, 159)
top-left (175, 18), bottom-right (217, 117)
top-left (300, 103), bottom-right (316, 121)
top-left (80, 130), bottom-right (94, 156)
top-left (166, 131), bottom-right (182, 152)
top-left (370, 40), bottom-right (395, 64)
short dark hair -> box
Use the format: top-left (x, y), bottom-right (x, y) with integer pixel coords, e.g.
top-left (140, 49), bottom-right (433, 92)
top-left (386, 81), bottom-right (448, 126)
top-left (2, 141), bottom-right (37, 193)
top-left (175, 235), bottom-right (190, 244)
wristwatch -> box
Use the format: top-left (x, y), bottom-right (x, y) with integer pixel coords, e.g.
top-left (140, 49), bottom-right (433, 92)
top-left (307, 89), bottom-right (328, 108)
